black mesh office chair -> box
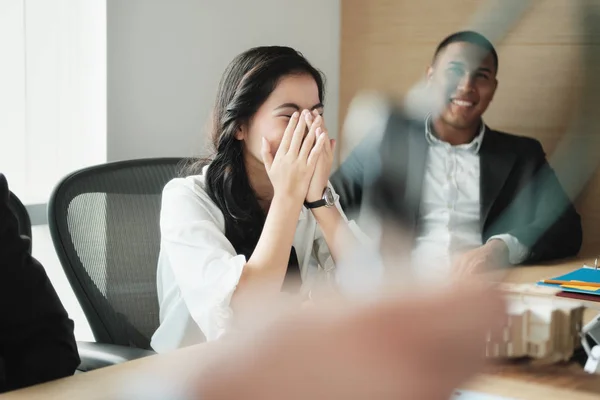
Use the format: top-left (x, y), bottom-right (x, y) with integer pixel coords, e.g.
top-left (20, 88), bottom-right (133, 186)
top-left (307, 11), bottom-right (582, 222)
top-left (48, 158), bottom-right (184, 370)
top-left (8, 190), bottom-right (32, 252)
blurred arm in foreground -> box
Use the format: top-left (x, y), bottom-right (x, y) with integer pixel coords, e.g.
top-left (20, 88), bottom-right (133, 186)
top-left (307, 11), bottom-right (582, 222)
top-left (196, 281), bottom-right (504, 400)
top-left (1, 280), bottom-right (504, 400)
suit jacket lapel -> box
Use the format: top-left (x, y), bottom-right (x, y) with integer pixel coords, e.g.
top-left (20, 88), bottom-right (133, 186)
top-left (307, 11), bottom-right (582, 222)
top-left (479, 128), bottom-right (516, 230)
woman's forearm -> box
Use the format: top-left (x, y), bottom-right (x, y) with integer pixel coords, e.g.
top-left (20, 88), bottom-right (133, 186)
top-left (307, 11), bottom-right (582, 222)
top-left (232, 195), bottom-right (302, 305)
top-left (311, 207), bottom-right (358, 264)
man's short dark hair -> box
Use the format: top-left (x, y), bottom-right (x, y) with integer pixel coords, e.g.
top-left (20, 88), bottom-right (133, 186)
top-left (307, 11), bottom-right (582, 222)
top-left (433, 31), bottom-right (499, 73)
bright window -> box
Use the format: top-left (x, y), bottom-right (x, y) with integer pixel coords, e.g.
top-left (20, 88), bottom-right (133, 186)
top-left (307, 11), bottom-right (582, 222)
top-left (0, 0), bottom-right (106, 205)
top-left (0, 0), bottom-right (106, 342)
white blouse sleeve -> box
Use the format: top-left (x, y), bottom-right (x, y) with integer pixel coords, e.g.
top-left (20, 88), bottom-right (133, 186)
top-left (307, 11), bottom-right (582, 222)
top-left (159, 179), bottom-right (246, 341)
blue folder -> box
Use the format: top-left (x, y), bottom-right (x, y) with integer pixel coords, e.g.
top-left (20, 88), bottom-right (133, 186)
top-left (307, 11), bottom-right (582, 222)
top-left (537, 266), bottom-right (600, 296)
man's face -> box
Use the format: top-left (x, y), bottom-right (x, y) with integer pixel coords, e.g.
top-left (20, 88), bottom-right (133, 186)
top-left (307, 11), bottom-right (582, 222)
top-left (427, 41), bottom-right (498, 130)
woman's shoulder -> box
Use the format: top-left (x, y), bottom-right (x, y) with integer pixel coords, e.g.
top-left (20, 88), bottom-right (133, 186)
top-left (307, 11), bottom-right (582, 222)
top-left (163, 165), bottom-right (208, 196)
top-left (164, 160), bottom-right (211, 191)
top-left (161, 166), bottom-right (224, 224)
top-left (163, 169), bottom-right (207, 196)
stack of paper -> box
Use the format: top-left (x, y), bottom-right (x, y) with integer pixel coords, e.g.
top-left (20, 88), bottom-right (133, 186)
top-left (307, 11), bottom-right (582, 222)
top-left (485, 294), bottom-right (584, 361)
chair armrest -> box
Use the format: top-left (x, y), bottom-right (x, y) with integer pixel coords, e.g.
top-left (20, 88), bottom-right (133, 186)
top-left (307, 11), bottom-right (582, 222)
top-left (77, 341), bottom-right (156, 372)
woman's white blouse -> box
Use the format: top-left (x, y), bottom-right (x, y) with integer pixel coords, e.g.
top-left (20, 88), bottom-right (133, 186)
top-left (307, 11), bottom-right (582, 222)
top-left (150, 167), bottom-right (358, 352)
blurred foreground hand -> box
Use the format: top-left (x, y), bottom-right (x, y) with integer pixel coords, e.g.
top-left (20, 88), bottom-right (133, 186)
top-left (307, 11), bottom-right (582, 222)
top-left (195, 280), bottom-right (505, 400)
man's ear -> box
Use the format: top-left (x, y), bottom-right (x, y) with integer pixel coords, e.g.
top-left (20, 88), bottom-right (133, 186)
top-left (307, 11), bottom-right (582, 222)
top-left (426, 66), bottom-right (434, 85)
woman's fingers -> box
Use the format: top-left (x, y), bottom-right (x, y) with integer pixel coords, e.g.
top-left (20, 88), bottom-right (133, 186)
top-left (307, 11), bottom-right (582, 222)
top-left (261, 137), bottom-right (274, 171)
top-left (307, 133), bottom-right (327, 167)
top-left (311, 109), bottom-right (321, 123)
top-left (278, 112), bottom-right (300, 154)
top-left (320, 129), bottom-right (331, 156)
top-left (313, 127), bottom-right (333, 160)
top-left (310, 110), bottom-right (332, 159)
top-left (288, 110), bottom-right (309, 155)
top-left (299, 114), bottom-right (323, 160)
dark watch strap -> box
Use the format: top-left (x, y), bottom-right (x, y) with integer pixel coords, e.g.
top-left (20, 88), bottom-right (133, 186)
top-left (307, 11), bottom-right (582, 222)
top-left (304, 198), bottom-right (327, 209)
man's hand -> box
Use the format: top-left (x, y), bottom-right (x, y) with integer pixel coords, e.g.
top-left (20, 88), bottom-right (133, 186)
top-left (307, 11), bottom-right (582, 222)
top-left (453, 239), bottom-right (510, 277)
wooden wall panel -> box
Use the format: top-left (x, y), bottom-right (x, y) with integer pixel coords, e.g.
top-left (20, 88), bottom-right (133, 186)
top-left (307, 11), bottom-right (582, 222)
top-left (340, 0), bottom-right (600, 256)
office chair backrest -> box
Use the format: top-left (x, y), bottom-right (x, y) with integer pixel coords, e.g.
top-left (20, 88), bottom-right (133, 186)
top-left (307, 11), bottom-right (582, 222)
top-left (48, 158), bottom-right (184, 349)
top-left (8, 190), bottom-right (32, 251)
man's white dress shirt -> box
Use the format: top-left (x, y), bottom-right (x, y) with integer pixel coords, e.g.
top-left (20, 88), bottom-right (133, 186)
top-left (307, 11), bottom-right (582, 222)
top-left (151, 166), bottom-right (360, 352)
top-left (410, 117), bottom-right (529, 281)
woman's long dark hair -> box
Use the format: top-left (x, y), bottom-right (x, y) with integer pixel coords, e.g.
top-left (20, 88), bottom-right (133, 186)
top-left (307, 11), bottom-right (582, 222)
top-left (185, 46), bottom-right (325, 259)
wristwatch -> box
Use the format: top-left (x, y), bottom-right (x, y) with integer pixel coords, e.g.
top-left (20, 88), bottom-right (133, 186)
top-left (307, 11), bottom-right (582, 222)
top-left (304, 187), bottom-right (338, 209)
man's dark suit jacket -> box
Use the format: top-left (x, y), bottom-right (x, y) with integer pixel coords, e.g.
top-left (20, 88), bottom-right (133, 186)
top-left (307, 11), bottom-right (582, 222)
top-left (331, 118), bottom-right (582, 264)
top-left (0, 174), bottom-right (79, 393)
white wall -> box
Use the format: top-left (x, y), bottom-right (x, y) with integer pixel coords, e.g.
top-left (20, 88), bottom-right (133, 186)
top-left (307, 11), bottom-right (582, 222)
top-left (0, 0), bottom-right (106, 204)
top-left (107, 0), bottom-right (341, 161)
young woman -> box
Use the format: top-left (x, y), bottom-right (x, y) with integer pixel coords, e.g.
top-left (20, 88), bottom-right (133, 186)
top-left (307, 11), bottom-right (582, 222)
top-left (151, 46), bottom-right (361, 352)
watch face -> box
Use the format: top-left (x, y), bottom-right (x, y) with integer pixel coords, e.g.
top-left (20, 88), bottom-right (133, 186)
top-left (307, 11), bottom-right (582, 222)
top-left (323, 187), bottom-right (336, 206)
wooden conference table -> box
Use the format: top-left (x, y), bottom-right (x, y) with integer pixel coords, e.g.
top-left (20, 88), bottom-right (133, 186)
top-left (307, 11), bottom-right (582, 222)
top-left (3, 257), bottom-right (600, 400)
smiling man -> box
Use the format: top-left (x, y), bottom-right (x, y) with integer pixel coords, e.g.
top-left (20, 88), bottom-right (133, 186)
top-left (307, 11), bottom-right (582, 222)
top-left (331, 31), bottom-right (582, 279)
